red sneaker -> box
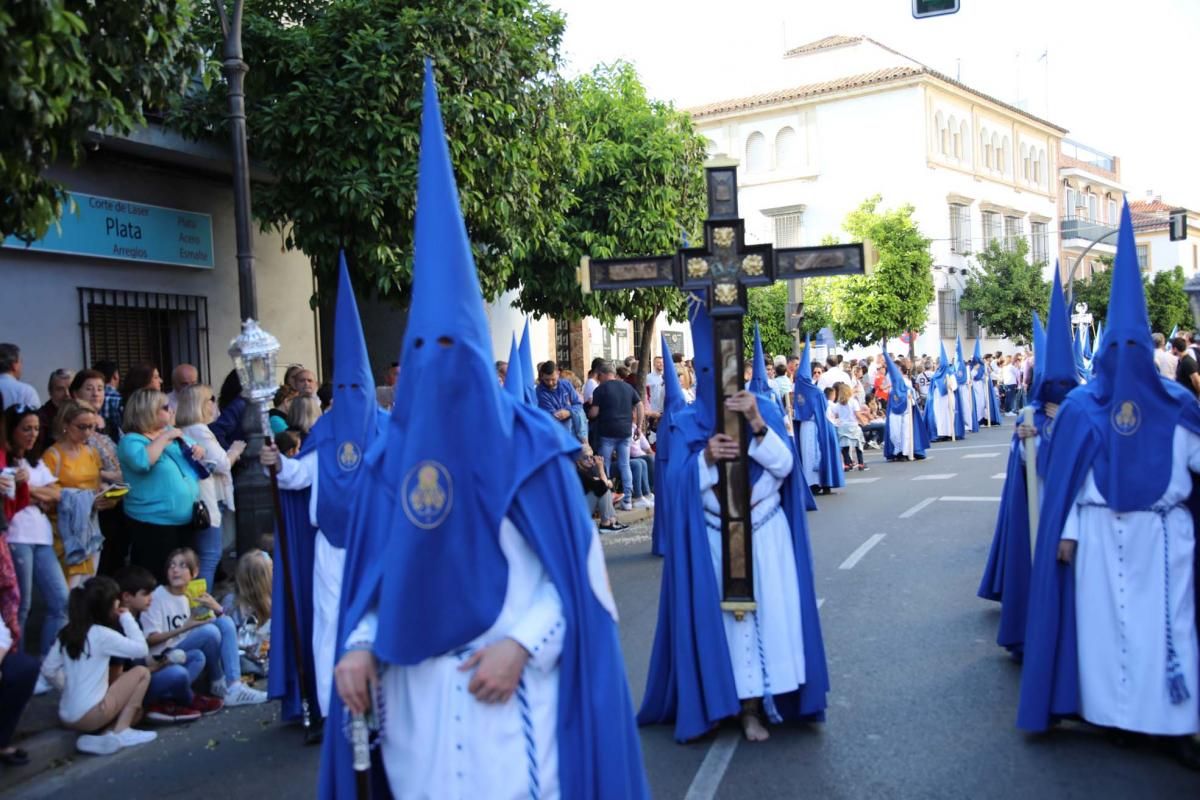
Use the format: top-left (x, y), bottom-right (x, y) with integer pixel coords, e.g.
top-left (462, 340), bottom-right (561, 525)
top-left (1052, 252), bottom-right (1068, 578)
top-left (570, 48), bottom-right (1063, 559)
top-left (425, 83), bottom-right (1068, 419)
top-left (145, 702), bottom-right (202, 723)
top-left (189, 695), bottom-right (224, 716)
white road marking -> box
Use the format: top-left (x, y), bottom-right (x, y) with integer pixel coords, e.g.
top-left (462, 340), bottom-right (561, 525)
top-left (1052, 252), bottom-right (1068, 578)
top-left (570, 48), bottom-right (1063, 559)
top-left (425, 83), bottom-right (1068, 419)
top-left (912, 473), bottom-right (957, 481)
top-left (899, 497), bottom-right (937, 518)
top-left (962, 452), bottom-right (1001, 459)
top-left (929, 442), bottom-right (1009, 452)
top-left (845, 477), bottom-right (880, 484)
top-left (940, 496), bottom-right (1001, 502)
top-left (685, 730), bottom-right (740, 800)
top-left (991, 472), bottom-right (1006, 479)
top-left (839, 533), bottom-right (886, 570)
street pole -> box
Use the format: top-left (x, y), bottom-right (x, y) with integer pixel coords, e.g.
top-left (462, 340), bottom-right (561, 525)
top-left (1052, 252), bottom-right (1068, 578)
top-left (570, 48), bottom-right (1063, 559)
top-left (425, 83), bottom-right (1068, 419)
top-left (1065, 228), bottom-right (1119, 303)
top-left (215, 0), bottom-right (273, 556)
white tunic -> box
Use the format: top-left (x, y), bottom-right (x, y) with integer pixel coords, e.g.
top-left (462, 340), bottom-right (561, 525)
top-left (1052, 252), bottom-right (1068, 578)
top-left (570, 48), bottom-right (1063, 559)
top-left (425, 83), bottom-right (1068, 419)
top-left (797, 419), bottom-right (821, 487)
top-left (931, 376), bottom-right (958, 439)
top-left (275, 451), bottom-right (343, 717)
top-left (972, 379), bottom-right (992, 425)
top-left (887, 379), bottom-right (915, 459)
top-left (349, 519), bottom-right (609, 800)
top-left (1062, 427), bottom-right (1200, 735)
top-left (699, 429), bottom-right (807, 702)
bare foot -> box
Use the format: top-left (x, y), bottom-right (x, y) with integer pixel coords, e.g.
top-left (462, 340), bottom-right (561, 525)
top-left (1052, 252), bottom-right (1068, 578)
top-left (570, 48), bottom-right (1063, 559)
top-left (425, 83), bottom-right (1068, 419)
top-left (740, 712), bottom-right (770, 742)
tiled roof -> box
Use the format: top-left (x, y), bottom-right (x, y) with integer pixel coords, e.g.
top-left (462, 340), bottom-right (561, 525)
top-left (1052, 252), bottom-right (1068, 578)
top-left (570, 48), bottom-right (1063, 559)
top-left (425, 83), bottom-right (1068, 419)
top-left (783, 35), bottom-right (864, 57)
top-left (687, 67), bottom-right (923, 117)
top-left (1129, 198), bottom-right (1189, 230)
top-left (691, 33), bottom-right (1067, 133)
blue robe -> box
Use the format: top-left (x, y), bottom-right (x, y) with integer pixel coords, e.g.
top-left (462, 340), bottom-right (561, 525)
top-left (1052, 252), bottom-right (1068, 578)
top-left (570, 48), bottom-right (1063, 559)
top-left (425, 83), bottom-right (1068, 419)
top-left (882, 386), bottom-right (929, 461)
top-left (638, 398), bottom-right (829, 742)
top-left (973, 364), bottom-right (1002, 425)
top-left (923, 370), bottom-right (966, 441)
top-left (1016, 379), bottom-right (1200, 731)
top-left (792, 382), bottom-right (845, 491)
top-left (320, 403), bottom-right (649, 798)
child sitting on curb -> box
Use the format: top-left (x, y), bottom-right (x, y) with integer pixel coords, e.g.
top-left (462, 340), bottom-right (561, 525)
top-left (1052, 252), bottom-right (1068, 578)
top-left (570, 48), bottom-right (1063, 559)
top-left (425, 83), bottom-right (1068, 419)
top-left (115, 565), bottom-right (224, 722)
top-left (40, 576), bottom-right (158, 756)
top-left (139, 548), bottom-right (267, 707)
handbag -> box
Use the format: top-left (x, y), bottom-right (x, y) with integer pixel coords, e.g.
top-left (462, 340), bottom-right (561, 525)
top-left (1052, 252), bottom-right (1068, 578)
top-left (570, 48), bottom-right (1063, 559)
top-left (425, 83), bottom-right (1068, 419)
top-left (190, 499), bottom-right (211, 531)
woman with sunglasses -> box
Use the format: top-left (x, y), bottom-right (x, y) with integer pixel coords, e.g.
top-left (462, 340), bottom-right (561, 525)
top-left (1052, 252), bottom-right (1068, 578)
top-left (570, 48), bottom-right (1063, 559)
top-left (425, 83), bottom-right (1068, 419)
top-left (3, 406), bottom-right (69, 657)
top-left (42, 402), bottom-right (114, 588)
top-left (116, 389), bottom-right (202, 584)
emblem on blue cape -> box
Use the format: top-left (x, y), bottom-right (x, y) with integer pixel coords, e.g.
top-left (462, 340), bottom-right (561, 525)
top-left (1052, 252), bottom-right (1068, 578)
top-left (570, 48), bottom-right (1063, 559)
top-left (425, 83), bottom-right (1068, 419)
top-left (336, 441), bottom-right (362, 472)
top-left (1110, 400), bottom-right (1140, 436)
top-left (402, 461), bottom-right (453, 529)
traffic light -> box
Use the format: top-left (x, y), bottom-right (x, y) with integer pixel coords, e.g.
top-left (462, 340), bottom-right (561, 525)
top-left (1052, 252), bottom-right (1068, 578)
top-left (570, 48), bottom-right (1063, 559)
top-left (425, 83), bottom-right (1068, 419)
top-left (1170, 208), bottom-right (1188, 242)
top-left (913, 0), bottom-right (960, 18)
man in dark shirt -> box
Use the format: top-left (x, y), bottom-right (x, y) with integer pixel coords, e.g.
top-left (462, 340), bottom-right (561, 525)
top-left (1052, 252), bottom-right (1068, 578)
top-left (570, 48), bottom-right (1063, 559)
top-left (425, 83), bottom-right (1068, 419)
top-left (588, 362), bottom-right (643, 511)
top-left (1172, 337), bottom-right (1200, 399)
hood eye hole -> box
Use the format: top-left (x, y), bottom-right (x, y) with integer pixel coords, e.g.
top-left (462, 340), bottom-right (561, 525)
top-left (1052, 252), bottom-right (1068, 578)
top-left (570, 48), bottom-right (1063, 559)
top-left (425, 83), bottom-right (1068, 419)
top-left (350, 383), bottom-right (359, 389)
top-left (414, 338), bottom-right (425, 349)
top-left (336, 384), bottom-right (346, 389)
top-left (437, 336), bottom-right (454, 347)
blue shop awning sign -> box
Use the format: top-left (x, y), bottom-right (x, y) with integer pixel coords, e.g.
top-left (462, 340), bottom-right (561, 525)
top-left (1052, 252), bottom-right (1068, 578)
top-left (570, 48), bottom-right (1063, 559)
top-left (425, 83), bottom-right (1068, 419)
top-left (3, 192), bottom-right (214, 269)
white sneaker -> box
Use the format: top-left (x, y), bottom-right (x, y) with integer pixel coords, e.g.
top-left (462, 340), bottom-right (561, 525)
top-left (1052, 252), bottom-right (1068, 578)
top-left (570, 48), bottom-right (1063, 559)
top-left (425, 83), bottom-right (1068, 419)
top-left (223, 682), bottom-right (268, 706)
top-left (115, 728), bottom-right (157, 748)
top-left (633, 497), bottom-right (653, 509)
top-left (76, 733), bottom-right (121, 756)
top-left (34, 674), bottom-right (53, 696)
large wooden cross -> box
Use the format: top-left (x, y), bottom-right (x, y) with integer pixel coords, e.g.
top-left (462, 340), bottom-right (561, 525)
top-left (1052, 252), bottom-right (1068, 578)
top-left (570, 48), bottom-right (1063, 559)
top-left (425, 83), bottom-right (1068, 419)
top-left (580, 159), bottom-right (865, 616)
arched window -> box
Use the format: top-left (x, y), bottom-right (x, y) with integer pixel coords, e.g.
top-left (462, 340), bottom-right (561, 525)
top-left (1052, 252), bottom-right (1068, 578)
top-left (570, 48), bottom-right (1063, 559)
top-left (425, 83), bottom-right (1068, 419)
top-left (935, 111), bottom-right (947, 155)
top-left (745, 132), bottom-right (767, 173)
top-left (991, 133), bottom-right (1001, 171)
top-left (959, 121), bottom-right (970, 163)
top-left (1066, 186), bottom-right (1078, 217)
top-left (775, 126), bottom-right (798, 169)
top-left (981, 129), bottom-right (992, 170)
top-left (1087, 190), bottom-right (1098, 221)
top-left (705, 138), bottom-right (720, 157)
top-left (1037, 149), bottom-right (1047, 185)
top-left (1021, 144), bottom-right (1030, 181)
top-left (948, 115), bottom-right (959, 159)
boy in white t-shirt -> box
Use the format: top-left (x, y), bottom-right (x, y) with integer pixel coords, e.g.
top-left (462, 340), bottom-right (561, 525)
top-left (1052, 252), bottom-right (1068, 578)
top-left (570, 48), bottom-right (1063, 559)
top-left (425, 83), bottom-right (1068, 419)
top-left (139, 548), bottom-right (267, 707)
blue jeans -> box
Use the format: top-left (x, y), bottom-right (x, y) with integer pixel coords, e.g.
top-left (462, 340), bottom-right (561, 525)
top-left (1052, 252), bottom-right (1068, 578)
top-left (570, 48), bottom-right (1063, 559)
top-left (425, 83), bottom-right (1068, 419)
top-left (8, 543), bottom-right (69, 656)
top-left (629, 456), bottom-right (653, 498)
top-left (598, 437), bottom-right (633, 505)
top-left (194, 524), bottom-right (222, 591)
top-left (147, 650), bottom-right (206, 705)
top-left (175, 616), bottom-right (242, 687)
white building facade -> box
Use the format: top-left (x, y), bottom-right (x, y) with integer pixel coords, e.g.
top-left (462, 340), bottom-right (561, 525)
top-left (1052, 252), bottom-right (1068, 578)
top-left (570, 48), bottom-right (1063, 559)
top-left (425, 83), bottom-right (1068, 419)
top-left (689, 35), bottom-right (1066, 357)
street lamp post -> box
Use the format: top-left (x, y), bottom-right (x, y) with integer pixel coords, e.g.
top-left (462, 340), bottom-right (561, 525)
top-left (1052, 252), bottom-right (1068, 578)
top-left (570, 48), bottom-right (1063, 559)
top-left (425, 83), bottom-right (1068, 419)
top-left (214, 0), bottom-right (274, 554)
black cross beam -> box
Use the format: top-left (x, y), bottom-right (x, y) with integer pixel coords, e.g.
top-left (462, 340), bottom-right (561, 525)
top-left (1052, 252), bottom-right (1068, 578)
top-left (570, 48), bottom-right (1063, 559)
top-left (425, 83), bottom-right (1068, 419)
top-left (580, 162), bottom-right (865, 617)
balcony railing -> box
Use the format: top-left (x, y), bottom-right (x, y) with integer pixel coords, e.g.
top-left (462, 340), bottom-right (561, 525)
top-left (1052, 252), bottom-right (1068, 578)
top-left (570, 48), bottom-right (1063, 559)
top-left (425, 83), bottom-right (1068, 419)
top-left (1061, 215), bottom-right (1117, 243)
top-left (1061, 139), bottom-right (1116, 173)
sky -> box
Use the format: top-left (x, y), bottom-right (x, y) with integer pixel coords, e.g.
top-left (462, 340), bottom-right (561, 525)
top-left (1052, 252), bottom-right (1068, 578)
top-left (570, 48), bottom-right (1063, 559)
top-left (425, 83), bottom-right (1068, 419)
top-left (550, 0), bottom-right (1200, 209)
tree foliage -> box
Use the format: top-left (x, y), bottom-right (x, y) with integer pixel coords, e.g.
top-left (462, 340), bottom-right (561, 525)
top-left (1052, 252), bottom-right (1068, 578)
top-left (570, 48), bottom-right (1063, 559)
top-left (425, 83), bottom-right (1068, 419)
top-left (1, 0), bottom-right (203, 241)
top-left (510, 61), bottom-right (708, 374)
top-left (824, 196), bottom-right (934, 347)
top-left (959, 238), bottom-right (1048, 344)
top-left (746, 283), bottom-right (794, 360)
top-left (1144, 266), bottom-right (1192, 335)
top-left (170, 0), bottom-right (571, 301)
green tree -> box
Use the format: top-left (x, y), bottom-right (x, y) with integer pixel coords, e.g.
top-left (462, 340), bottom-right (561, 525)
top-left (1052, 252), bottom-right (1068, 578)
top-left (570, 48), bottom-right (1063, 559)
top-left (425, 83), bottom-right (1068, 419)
top-left (170, 0), bottom-right (572, 303)
top-left (959, 239), bottom-right (1048, 343)
top-left (1145, 266), bottom-right (1192, 335)
top-left (1, 0), bottom-right (203, 241)
top-left (826, 196), bottom-right (934, 347)
top-left (511, 62), bottom-right (708, 375)
top-left (746, 283), bottom-right (793, 359)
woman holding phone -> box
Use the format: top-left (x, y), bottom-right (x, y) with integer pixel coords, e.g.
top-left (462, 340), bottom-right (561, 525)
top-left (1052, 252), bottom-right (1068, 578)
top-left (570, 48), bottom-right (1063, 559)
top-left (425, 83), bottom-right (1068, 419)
top-left (174, 384), bottom-right (245, 589)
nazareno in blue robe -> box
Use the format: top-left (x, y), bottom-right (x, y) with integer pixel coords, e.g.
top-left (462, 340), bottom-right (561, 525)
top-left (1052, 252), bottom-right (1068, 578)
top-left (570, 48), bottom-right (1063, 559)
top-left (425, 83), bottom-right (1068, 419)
top-left (267, 432), bottom-right (320, 723)
top-left (638, 381), bottom-right (829, 742)
top-left (792, 343), bottom-right (844, 491)
top-left (881, 352), bottom-right (929, 461)
top-left (319, 401), bottom-right (650, 798)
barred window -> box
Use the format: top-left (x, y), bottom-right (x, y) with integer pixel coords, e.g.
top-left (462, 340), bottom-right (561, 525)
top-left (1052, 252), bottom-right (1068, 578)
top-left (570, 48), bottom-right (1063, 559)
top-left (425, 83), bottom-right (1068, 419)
top-left (78, 288), bottom-right (210, 382)
top-left (773, 212), bottom-right (803, 248)
top-left (938, 289), bottom-right (958, 339)
top-left (1030, 221), bottom-right (1048, 263)
top-left (554, 321), bottom-right (572, 369)
top-left (949, 204), bottom-right (971, 254)
top-left (982, 211), bottom-right (1001, 246)
top-left (1004, 216), bottom-right (1024, 253)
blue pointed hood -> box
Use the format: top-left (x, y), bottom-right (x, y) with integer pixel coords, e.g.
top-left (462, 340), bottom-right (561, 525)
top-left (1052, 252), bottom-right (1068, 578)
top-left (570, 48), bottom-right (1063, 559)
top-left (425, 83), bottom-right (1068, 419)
top-left (798, 333), bottom-right (813, 379)
top-left (367, 61), bottom-right (517, 664)
top-left (1094, 320), bottom-right (1105, 351)
top-left (1169, 323), bottom-right (1178, 342)
top-left (793, 334), bottom-right (824, 423)
top-left (1081, 323), bottom-right (1093, 361)
top-left (311, 250), bottom-right (388, 542)
top-left (518, 319), bottom-right (536, 405)
top-left (1034, 265), bottom-right (1080, 405)
top-left (882, 349), bottom-right (910, 414)
top-left (954, 336), bottom-right (968, 383)
top-left (747, 324), bottom-right (771, 394)
top-left (971, 339), bottom-right (983, 366)
top-left (1032, 310), bottom-right (1046, 358)
top-left (661, 334), bottom-right (684, 415)
top-left (1072, 324), bottom-right (1090, 381)
top-left (1087, 198), bottom-right (1179, 511)
top-left (659, 333), bottom-right (708, 453)
top-left (688, 293), bottom-right (716, 430)
top-left (504, 333), bottom-right (524, 400)
top-left (935, 341), bottom-right (950, 379)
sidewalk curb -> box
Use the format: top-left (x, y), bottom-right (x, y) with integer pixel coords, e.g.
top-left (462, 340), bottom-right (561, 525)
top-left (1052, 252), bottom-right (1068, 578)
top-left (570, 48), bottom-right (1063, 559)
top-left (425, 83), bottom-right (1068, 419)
top-left (1, 727), bottom-right (88, 797)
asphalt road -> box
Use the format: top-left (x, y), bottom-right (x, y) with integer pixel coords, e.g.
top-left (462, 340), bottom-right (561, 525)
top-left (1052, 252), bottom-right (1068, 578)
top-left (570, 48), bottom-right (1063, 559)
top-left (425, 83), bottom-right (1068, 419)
top-left (8, 424), bottom-right (1198, 799)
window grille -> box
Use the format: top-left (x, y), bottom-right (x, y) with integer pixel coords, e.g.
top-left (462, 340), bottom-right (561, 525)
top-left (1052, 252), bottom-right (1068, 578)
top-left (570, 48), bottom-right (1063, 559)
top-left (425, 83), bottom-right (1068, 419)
top-left (938, 290), bottom-right (958, 339)
top-left (949, 204), bottom-right (971, 254)
top-left (554, 321), bottom-right (572, 369)
top-left (1030, 222), bottom-right (1048, 263)
top-left (78, 288), bottom-right (210, 382)
top-left (773, 213), bottom-right (802, 248)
